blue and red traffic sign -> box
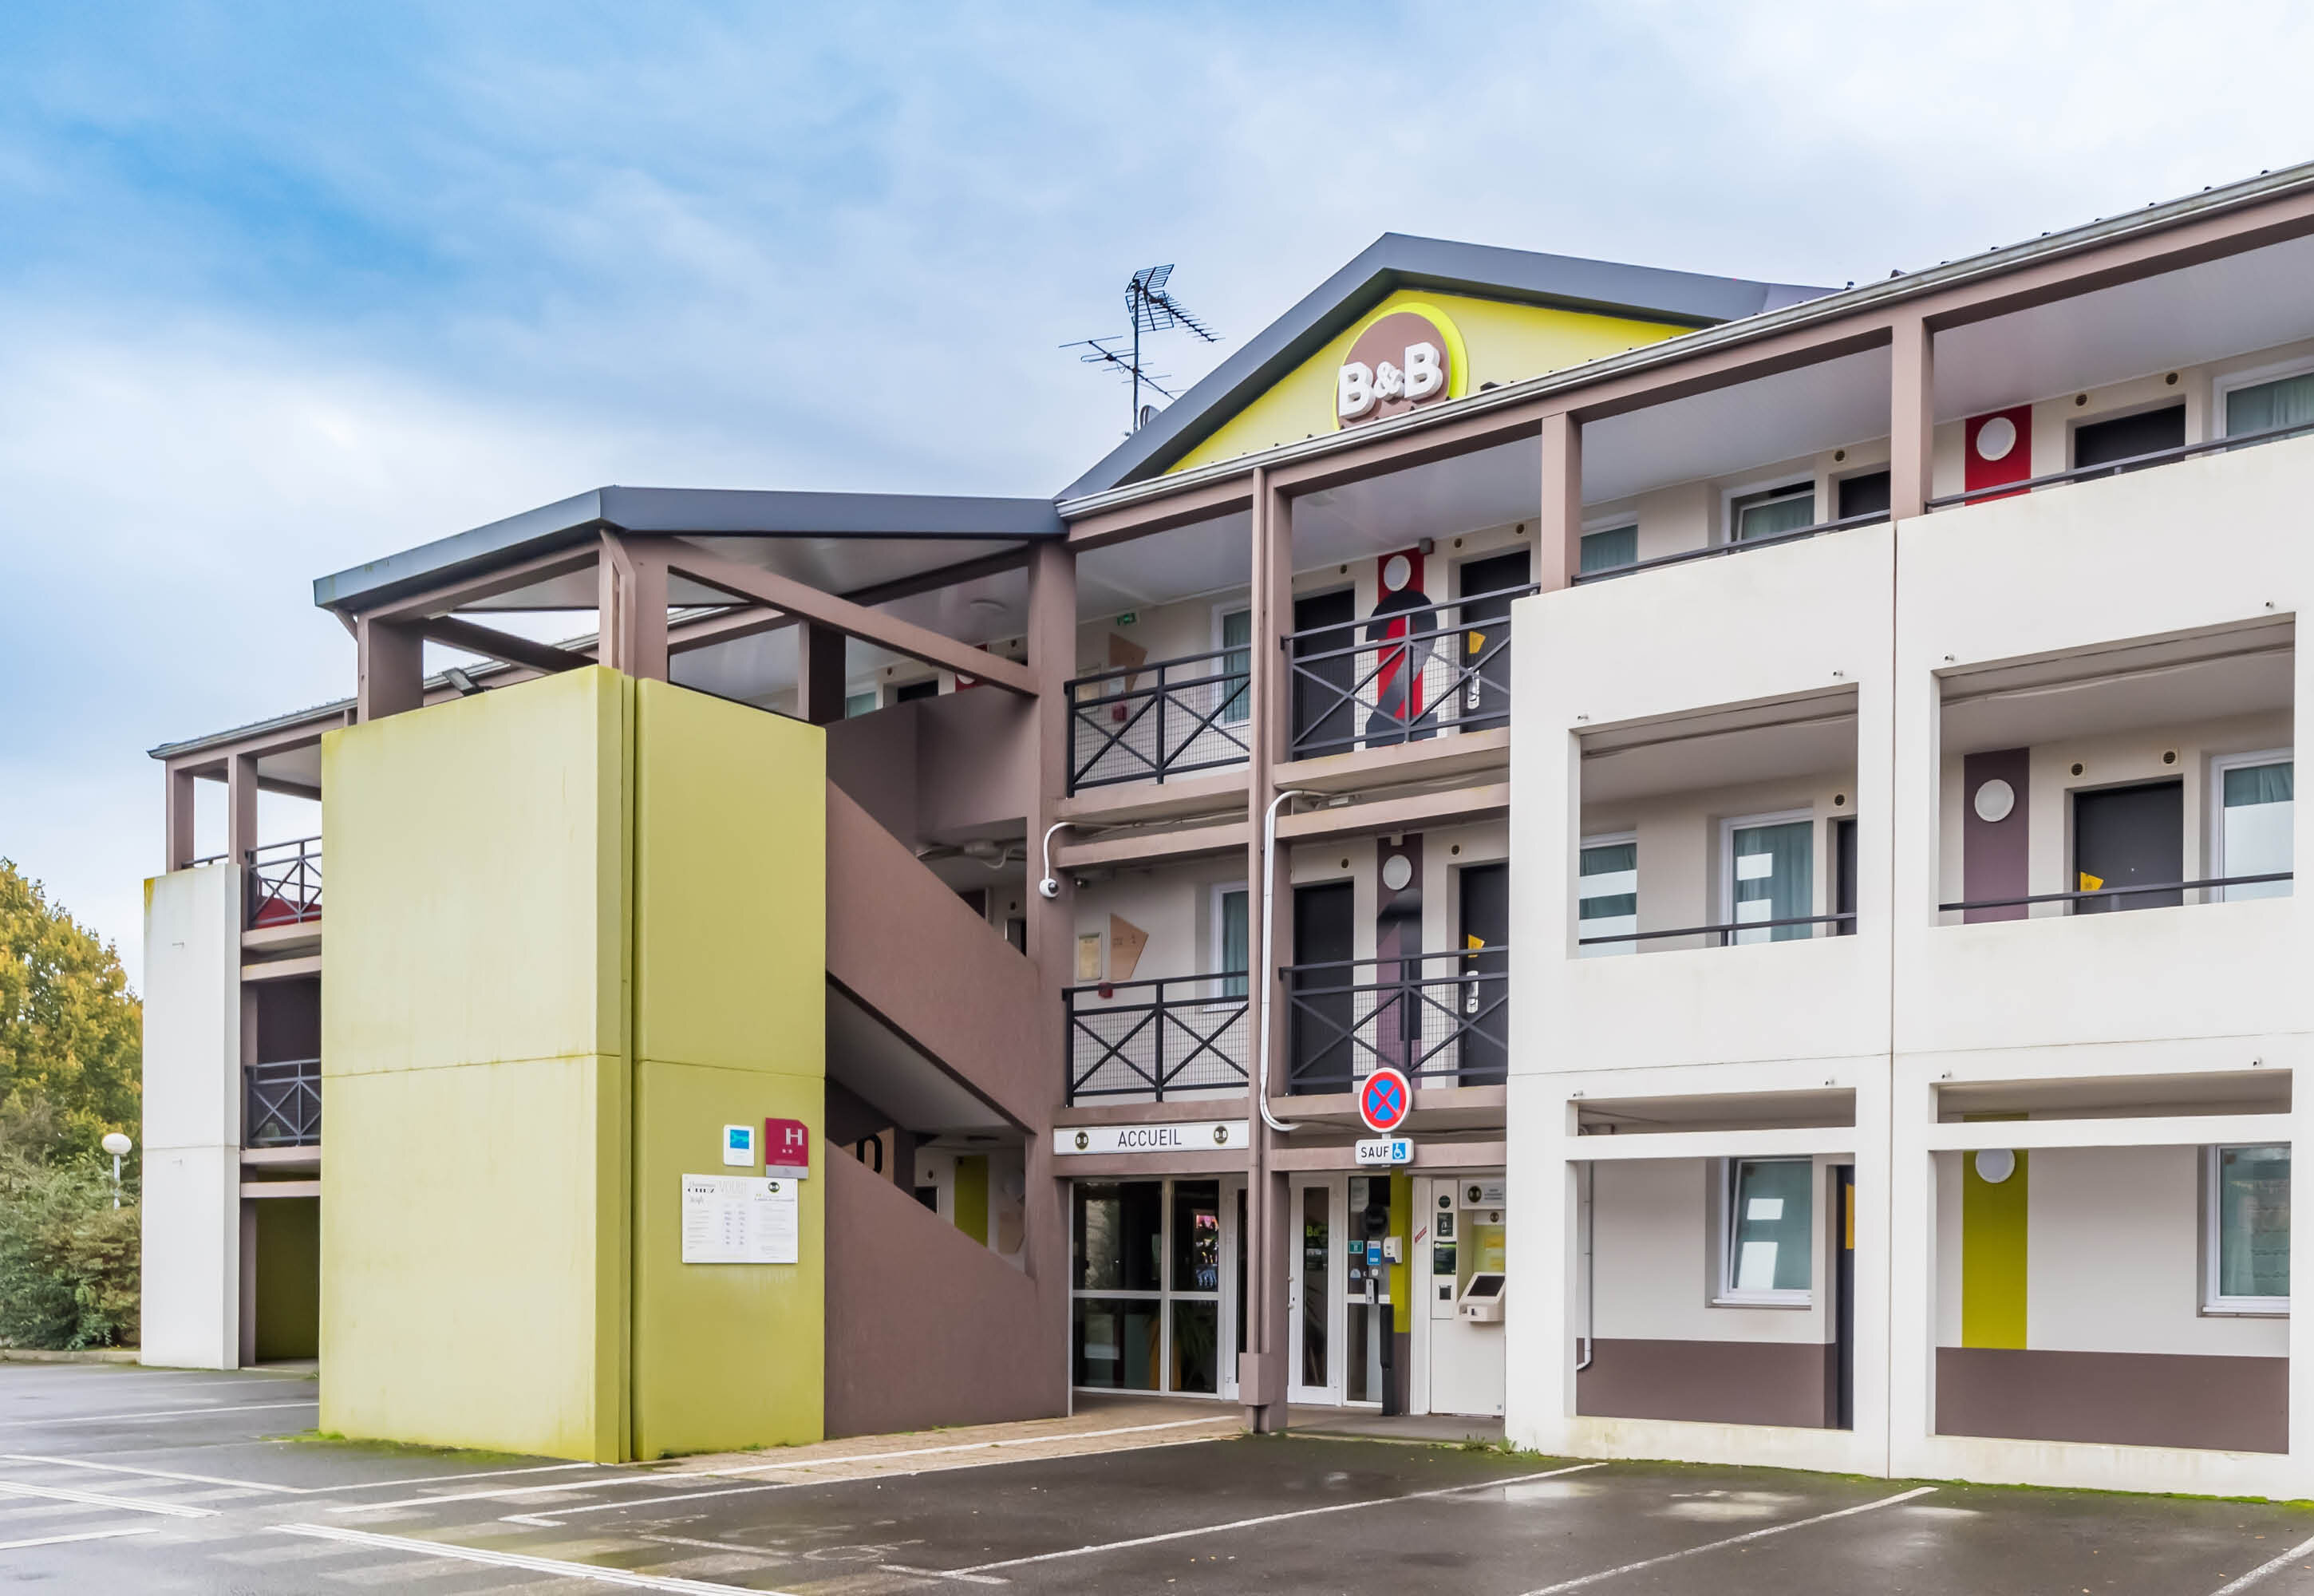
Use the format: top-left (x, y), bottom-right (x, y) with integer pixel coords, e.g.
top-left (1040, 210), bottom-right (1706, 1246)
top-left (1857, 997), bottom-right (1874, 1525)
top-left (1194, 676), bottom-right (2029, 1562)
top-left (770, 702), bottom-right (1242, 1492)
top-left (1358, 1066), bottom-right (1413, 1135)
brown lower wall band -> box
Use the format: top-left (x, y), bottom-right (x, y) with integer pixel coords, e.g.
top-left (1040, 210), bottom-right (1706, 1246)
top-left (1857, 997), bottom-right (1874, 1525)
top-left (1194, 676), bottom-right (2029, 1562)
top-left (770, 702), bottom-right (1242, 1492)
top-left (1937, 1347), bottom-right (2287, 1454)
top-left (1578, 1337), bottom-right (1834, 1428)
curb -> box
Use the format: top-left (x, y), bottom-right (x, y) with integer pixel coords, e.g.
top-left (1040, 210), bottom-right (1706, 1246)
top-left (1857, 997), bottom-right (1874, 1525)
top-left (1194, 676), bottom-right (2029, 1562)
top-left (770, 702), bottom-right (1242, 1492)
top-left (0, 1347), bottom-right (142, 1365)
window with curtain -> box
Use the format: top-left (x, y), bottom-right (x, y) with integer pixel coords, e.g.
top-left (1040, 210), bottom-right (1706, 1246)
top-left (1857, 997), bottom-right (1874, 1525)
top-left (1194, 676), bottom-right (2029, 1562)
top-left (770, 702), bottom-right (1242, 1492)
top-left (2220, 757), bottom-right (2293, 901)
top-left (2226, 373), bottom-right (2314, 437)
top-left (1724, 1158), bottom-right (1813, 1299)
top-left (1578, 838), bottom-right (1637, 956)
top-left (1731, 483), bottom-right (1815, 543)
top-left (1218, 887), bottom-right (1249, 998)
top-left (1219, 608), bottom-right (1252, 725)
top-left (2212, 1144), bottom-right (2290, 1306)
top-left (1729, 816), bottom-right (1814, 943)
top-left (1579, 526), bottom-right (1638, 574)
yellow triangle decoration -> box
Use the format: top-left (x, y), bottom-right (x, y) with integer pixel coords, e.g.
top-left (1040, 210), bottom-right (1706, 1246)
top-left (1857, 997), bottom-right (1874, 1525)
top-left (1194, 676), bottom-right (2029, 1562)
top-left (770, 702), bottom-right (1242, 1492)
top-left (2079, 871), bottom-right (2104, 893)
top-left (1467, 630), bottom-right (1487, 654)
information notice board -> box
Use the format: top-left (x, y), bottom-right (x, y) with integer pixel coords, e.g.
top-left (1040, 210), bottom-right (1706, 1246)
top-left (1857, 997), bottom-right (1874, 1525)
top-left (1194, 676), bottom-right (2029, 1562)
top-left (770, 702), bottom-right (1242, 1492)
top-left (681, 1173), bottom-right (799, 1264)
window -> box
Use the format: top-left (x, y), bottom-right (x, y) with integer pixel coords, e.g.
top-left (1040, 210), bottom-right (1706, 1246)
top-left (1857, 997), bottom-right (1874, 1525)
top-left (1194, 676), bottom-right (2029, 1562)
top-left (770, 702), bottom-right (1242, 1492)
top-left (1214, 885), bottom-right (1250, 998)
top-left (1836, 470), bottom-right (1890, 521)
top-left (1579, 525), bottom-right (1638, 574)
top-left (2224, 370), bottom-right (2314, 438)
top-left (1577, 835), bottom-right (1637, 957)
top-left (895, 678), bottom-right (939, 702)
top-left (843, 689), bottom-right (879, 718)
top-left (1218, 607), bottom-right (1252, 725)
top-left (2213, 752), bottom-right (2293, 902)
top-left (1724, 812), bottom-right (1814, 944)
top-left (2207, 1145), bottom-right (2289, 1313)
top-left (1730, 482), bottom-right (1814, 543)
top-left (2073, 404), bottom-right (2184, 471)
top-left (1721, 1159), bottom-right (1813, 1304)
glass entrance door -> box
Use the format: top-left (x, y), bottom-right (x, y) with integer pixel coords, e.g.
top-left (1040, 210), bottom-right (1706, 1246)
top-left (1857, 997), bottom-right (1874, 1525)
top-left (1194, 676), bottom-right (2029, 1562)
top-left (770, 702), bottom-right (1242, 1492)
top-left (1288, 1177), bottom-right (1338, 1404)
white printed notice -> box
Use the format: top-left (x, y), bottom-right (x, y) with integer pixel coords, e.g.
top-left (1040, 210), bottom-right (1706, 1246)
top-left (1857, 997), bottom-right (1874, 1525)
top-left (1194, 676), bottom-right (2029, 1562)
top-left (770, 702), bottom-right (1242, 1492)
top-left (681, 1174), bottom-right (800, 1265)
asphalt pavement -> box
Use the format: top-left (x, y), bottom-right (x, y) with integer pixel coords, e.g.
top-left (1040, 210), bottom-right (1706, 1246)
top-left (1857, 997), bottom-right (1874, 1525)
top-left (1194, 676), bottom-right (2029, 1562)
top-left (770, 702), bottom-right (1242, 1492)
top-left (5, 1361), bottom-right (2314, 1593)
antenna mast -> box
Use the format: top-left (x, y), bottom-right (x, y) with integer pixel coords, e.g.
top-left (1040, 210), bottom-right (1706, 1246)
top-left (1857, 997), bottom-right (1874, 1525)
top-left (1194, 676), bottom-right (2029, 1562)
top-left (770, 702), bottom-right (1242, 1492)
top-left (1064, 263), bottom-right (1222, 433)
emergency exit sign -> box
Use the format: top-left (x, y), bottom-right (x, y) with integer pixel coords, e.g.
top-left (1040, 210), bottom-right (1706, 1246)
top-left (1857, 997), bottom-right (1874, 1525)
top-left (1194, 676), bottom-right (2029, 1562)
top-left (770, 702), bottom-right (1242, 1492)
top-left (763, 1117), bottom-right (811, 1178)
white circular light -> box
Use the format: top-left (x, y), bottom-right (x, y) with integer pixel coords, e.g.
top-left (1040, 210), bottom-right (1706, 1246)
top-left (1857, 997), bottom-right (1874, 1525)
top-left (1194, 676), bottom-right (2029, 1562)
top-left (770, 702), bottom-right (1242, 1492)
top-left (1381, 854), bottom-right (1414, 891)
top-left (1974, 1148), bottom-right (2016, 1184)
top-left (101, 1132), bottom-right (132, 1157)
top-left (1975, 415), bottom-right (2018, 462)
top-left (1382, 554), bottom-right (1413, 592)
top-left (1972, 777), bottom-right (2016, 824)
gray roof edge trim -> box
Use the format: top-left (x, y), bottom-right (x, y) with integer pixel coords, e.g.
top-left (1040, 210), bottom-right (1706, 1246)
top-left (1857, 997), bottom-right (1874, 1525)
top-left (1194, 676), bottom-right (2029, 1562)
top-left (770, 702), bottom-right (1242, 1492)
top-left (312, 487), bottom-right (1066, 614)
top-left (148, 697), bottom-right (357, 761)
top-left (1058, 232), bottom-right (1831, 499)
top-left (1056, 160), bottom-right (2314, 523)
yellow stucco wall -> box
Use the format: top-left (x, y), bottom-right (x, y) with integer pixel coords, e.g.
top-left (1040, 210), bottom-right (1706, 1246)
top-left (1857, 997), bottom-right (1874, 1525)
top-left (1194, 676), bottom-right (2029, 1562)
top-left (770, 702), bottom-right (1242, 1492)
top-left (321, 669), bottom-right (830, 1462)
top-left (320, 668), bottom-right (632, 1460)
top-left (1169, 289), bottom-right (1693, 474)
top-left (629, 678), bottom-right (826, 1457)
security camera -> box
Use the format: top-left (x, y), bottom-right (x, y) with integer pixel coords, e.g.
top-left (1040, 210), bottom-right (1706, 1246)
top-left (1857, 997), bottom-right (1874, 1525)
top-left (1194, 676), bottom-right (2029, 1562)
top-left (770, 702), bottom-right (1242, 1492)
top-left (1036, 876), bottom-right (1062, 899)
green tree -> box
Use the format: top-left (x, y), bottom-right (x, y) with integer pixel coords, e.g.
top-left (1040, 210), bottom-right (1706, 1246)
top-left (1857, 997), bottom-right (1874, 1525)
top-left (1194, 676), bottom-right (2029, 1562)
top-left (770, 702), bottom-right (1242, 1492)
top-left (0, 859), bottom-right (140, 1160)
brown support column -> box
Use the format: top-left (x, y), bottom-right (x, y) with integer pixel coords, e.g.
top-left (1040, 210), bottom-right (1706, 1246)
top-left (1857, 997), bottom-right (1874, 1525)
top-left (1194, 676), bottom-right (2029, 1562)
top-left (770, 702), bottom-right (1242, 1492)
top-left (598, 533), bottom-right (671, 681)
top-left (355, 617), bottom-right (424, 722)
top-left (165, 766), bottom-right (199, 873)
top-left (1242, 466), bottom-right (1294, 1433)
top-left (227, 753), bottom-right (259, 933)
top-left (1023, 537), bottom-right (1076, 1413)
top-left (796, 624), bottom-right (848, 725)
top-left (1535, 413), bottom-right (1582, 592)
top-left (1890, 314), bottom-right (1935, 522)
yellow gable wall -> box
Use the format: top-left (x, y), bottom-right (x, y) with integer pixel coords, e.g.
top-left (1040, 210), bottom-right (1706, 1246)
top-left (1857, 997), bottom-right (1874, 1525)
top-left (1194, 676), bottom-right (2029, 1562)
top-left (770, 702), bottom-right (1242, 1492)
top-left (1168, 288), bottom-right (1695, 475)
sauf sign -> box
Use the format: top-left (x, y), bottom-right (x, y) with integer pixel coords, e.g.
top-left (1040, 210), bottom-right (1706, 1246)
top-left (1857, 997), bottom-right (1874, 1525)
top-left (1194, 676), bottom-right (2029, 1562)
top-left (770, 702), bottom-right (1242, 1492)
top-left (1336, 306), bottom-right (1463, 428)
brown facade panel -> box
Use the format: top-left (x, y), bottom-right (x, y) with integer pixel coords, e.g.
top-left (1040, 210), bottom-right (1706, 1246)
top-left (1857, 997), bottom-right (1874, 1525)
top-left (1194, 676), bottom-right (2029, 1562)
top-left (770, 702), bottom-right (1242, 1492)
top-left (823, 1147), bottom-right (1060, 1437)
top-left (1936, 1347), bottom-right (2287, 1454)
top-left (1577, 1337), bottom-right (1834, 1429)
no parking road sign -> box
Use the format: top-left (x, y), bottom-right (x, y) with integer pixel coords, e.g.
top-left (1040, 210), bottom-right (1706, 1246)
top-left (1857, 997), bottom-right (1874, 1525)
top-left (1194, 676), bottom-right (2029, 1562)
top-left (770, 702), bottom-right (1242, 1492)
top-left (1358, 1066), bottom-right (1413, 1135)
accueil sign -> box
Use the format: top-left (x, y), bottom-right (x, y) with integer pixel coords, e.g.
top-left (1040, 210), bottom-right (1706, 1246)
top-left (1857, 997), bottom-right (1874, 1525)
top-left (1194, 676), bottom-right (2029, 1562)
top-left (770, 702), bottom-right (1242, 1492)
top-left (1336, 303), bottom-right (1466, 429)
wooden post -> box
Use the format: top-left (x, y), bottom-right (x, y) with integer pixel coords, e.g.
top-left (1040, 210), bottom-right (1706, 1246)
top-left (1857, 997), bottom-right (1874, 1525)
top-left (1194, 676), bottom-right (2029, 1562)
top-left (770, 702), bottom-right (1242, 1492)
top-left (1536, 413), bottom-right (1582, 591)
top-left (1024, 536), bottom-right (1076, 1410)
top-left (598, 533), bottom-right (670, 681)
top-left (355, 617), bottom-right (424, 722)
top-left (1890, 314), bottom-right (1935, 522)
top-left (796, 625), bottom-right (848, 725)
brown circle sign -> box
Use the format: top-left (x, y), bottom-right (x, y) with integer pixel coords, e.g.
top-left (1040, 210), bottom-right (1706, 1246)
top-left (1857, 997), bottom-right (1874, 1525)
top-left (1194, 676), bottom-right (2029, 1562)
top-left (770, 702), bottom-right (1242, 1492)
top-left (1337, 310), bottom-right (1457, 428)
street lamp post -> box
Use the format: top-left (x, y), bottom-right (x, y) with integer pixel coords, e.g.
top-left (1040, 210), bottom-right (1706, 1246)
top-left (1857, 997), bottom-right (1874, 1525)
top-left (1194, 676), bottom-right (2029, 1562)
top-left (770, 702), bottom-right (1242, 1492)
top-left (100, 1132), bottom-right (132, 1210)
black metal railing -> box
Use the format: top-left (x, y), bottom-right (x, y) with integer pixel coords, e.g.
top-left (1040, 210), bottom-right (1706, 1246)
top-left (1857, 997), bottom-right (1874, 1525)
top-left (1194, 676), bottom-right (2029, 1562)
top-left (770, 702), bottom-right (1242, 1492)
top-left (1570, 509), bottom-right (1890, 586)
top-left (1577, 911), bottom-right (1857, 950)
top-left (245, 1060), bottom-right (321, 1148)
top-left (1938, 872), bottom-right (2292, 919)
top-left (1064, 973), bottom-right (1250, 1102)
top-left (1065, 646), bottom-right (1252, 793)
top-left (1925, 417), bottom-right (2314, 512)
top-left (1284, 583), bottom-right (1536, 760)
top-left (247, 836), bottom-right (322, 929)
top-left (1280, 949), bottom-right (1509, 1094)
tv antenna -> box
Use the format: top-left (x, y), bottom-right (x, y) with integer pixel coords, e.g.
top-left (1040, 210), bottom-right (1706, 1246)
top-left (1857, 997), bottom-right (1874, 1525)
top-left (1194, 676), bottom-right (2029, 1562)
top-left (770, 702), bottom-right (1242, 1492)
top-left (1064, 263), bottom-right (1222, 434)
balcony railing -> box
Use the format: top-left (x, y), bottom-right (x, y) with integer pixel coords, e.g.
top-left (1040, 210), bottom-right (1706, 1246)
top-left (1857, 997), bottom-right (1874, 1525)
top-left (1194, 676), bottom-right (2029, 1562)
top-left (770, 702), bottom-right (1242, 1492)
top-left (1937, 872), bottom-right (2292, 921)
top-left (1064, 973), bottom-right (1250, 1103)
top-left (1570, 509), bottom-right (1889, 587)
top-left (1285, 583), bottom-right (1537, 760)
top-left (1925, 416), bottom-right (2314, 512)
top-left (1577, 911), bottom-right (1855, 951)
top-left (1281, 948), bottom-right (1508, 1094)
top-left (247, 836), bottom-right (322, 929)
top-left (245, 1060), bottom-right (321, 1148)
top-left (1065, 646), bottom-right (1251, 794)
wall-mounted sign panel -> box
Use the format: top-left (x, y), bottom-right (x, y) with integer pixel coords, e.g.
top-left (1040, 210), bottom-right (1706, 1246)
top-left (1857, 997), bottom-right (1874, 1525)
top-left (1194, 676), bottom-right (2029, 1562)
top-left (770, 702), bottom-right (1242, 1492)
top-left (721, 1124), bottom-right (756, 1167)
top-left (1055, 1120), bottom-right (1249, 1156)
top-left (1356, 1137), bottom-right (1414, 1167)
top-left (763, 1117), bottom-right (811, 1178)
top-left (681, 1174), bottom-right (799, 1264)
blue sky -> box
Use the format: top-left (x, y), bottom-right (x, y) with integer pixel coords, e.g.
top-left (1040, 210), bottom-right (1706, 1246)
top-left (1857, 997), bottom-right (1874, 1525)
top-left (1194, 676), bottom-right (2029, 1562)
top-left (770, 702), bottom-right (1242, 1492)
top-left (5, 0), bottom-right (2312, 982)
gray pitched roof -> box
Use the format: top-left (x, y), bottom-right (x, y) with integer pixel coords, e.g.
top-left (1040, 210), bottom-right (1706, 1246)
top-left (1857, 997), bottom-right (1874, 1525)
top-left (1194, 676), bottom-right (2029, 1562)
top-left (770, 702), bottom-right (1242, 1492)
top-left (1058, 233), bottom-right (1828, 498)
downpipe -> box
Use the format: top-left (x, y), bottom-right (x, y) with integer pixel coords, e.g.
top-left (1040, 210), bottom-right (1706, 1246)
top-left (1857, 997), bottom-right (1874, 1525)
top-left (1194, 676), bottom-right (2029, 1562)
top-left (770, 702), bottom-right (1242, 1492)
top-left (1574, 1160), bottom-right (1597, 1371)
top-left (1255, 789), bottom-right (1318, 1135)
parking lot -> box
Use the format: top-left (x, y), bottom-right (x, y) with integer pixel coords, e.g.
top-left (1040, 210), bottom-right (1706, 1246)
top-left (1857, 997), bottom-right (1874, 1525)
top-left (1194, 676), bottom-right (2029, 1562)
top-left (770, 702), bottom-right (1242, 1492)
top-left (6, 1363), bottom-right (2314, 1594)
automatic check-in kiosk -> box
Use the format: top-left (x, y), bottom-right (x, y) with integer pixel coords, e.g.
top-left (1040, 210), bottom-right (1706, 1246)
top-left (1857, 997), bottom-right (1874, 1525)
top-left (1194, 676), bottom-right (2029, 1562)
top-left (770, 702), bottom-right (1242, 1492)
top-left (1417, 1177), bottom-right (1506, 1416)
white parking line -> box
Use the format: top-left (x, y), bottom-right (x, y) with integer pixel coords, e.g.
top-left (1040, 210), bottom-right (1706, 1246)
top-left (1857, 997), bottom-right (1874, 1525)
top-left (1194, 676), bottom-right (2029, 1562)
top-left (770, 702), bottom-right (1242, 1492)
top-left (1514, 1484), bottom-right (1940, 1594)
top-left (273, 1523), bottom-right (804, 1592)
top-left (2209, 1530), bottom-right (2314, 1595)
top-left (500, 1432), bottom-right (1234, 1525)
top-left (946, 1463), bottom-right (1606, 1577)
top-left (0, 1479), bottom-right (217, 1519)
top-left (0, 1453), bottom-right (600, 1497)
top-left (331, 1470), bottom-right (677, 1513)
top-left (0, 1526), bottom-right (162, 1552)
top-left (0, 1400), bottom-right (318, 1427)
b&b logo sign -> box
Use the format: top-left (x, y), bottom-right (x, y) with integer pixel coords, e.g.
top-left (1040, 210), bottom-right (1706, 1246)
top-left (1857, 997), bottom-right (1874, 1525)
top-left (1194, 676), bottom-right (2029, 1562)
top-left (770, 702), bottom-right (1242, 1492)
top-left (1337, 306), bottom-right (1463, 428)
